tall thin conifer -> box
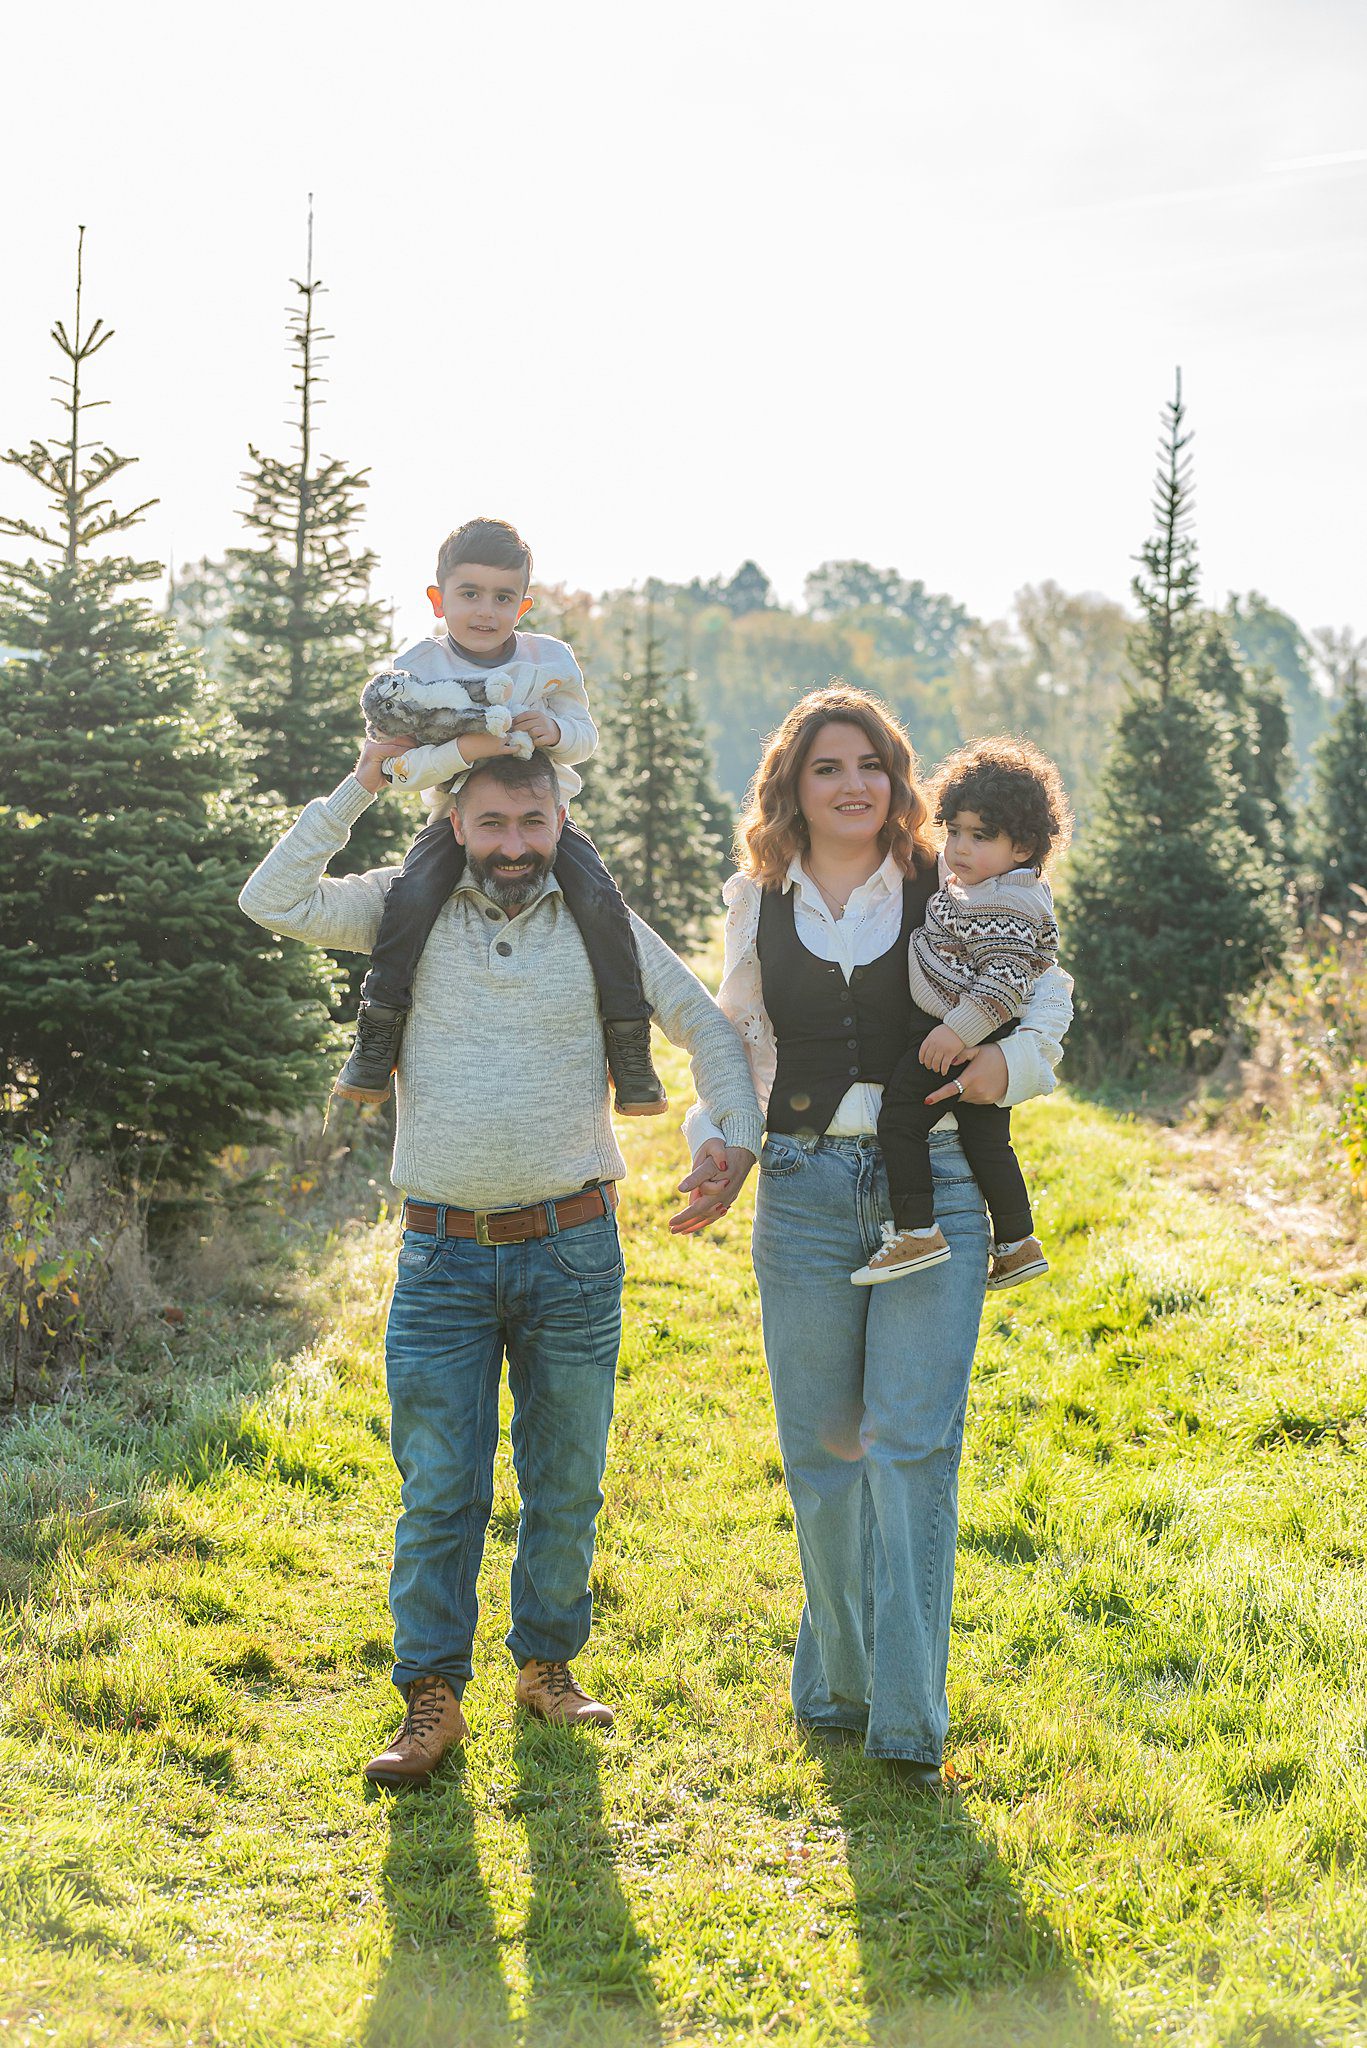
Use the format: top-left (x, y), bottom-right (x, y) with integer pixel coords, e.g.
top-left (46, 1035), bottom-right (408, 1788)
top-left (1066, 375), bottom-right (1285, 1063)
top-left (578, 607), bottom-right (729, 953)
top-left (0, 233), bottom-right (338, 1173)
top-left (228, 203), bottom-right (394, 860)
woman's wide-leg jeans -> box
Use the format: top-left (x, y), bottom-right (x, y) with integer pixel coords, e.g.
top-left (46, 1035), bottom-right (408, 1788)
top-left (752, 1131), bottom-right (989, 1762)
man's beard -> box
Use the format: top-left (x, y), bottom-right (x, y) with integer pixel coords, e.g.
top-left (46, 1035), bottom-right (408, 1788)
top-left (466, 846), bottom-right (554, 911)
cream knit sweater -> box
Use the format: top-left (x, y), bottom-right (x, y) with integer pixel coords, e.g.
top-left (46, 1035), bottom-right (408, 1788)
top-left (238, 777), bottom-right (764, 1209)
top-left (907, 863), bottom-right (1060, 1046)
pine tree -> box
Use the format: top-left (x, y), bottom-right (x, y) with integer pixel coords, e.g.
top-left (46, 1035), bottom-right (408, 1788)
top-left (578, 608), bottom-right (730, 953)
top-left (1190, 619), bottom-right (1296, 868)
top-left (1066, 374), bottom-right (1285, 1063)
top-left (227, 206), bottom-right (394, 863)
top-left (0, 231), bottom-right (339, 1175)
top-left (1130, 371), bottom-right (1202, 700)
top-left (1310, 653), bottom-right (1367, 911)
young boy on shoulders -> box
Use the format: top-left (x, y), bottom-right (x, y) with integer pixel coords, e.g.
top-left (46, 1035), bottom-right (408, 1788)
top-left (333, 515), bottom-right (666, 1115)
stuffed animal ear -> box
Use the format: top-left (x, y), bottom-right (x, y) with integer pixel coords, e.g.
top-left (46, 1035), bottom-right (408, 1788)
top-left (484, 676), bottom-right (512, 705)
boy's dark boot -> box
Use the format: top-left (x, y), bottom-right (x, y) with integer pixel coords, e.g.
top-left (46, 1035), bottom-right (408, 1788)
top-left (603, 1018), bottom-right (668, 1116)
top-left (332, 1000), bottom-right (407, 1106)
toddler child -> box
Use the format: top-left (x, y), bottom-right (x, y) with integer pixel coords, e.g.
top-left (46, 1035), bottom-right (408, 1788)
top-left (852, 736), bottom-right (1071, 1290)
top-left (332, 515), bottom-right (666, 1115)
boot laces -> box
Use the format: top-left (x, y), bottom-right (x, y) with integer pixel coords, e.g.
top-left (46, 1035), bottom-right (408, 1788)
top-left (533, 1659), bottom-right (582, 1701)
top-left (354, 1008), bottom-right (398, 1057)
top-left (400, 1675), bottom-right (451, 1743)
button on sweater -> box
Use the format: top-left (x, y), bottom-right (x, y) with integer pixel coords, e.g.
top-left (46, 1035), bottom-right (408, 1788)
top-left (238, 776), bottom-right (764, 1210)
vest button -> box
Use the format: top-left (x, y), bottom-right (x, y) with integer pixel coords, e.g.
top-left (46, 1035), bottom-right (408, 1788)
top-left (847, 1038), bottom-right (857, 1049)
top-left (495, 941), bottom-right (512, 957)
top-left (849, 1066), bottom-right (859, 1077)
top-left (842, 1016), bottom-right (854, 1028)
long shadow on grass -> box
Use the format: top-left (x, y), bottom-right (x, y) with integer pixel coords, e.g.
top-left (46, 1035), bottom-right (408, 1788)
top-left (514, 1717), bottom-right (660, 2047)
top-left (365, 1756), bottom-right (512, 2048)
top-left (818, 1750), bottom-right (1119, 2047)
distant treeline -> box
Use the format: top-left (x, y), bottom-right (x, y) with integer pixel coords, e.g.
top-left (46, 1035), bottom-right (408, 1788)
top-left (170, 551), bottom-right (1343, 820)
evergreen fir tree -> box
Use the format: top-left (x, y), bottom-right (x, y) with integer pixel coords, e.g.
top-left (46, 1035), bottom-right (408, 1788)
top-left (1190, 619), bottom-right (1296, 868)
top-left (0, 231), bottom-right (339, 1175)
top-left (1129, 370), bottom-right (1202, 699)
top-left (578, 608), bottom-right (730, 953)
top-left (227, 205), bottom-right (395, 866)
top-left (1066, 375), bottom-right (1285, 1063)
top-left (1310, 657), bottom-right (1367, 910)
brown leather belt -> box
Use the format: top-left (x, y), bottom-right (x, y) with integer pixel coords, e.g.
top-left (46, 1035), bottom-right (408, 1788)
top-left (403, 1183), bottom-right (618, 1247)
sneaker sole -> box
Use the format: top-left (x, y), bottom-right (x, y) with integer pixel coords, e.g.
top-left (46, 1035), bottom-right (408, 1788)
top-left (852, 1247), bottom-right (952, 1286)
top-left (614, 1100), bottom-right (669, 1117)
top-left (986, 1259), bottom-right (1049, 1291)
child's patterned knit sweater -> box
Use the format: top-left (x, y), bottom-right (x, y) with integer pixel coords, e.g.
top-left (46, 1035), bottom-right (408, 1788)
top-left (907, 860), bottom-right (1059, 1046)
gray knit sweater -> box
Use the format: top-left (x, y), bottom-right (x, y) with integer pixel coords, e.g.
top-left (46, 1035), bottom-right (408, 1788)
top-left (238, 777), bottom-right (764, 1209)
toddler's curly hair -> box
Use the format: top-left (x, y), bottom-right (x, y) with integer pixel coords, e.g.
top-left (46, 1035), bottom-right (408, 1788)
top-left (930, 736), bottom-right (1073, 872)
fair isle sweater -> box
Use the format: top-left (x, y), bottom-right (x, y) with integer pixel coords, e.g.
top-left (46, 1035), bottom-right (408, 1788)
top-left (238, 777), bottom-right (764, 1210)
top-left (908, 861), bottom-right (1060, 1046)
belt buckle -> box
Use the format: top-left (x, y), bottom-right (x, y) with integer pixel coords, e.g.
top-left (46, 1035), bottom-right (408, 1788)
top-left (473, 1211), bottom-right (493, 1247)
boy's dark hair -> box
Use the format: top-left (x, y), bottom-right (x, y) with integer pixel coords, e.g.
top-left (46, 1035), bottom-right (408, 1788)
top-left (930, 735), bottom-right (1073, 871)
top-left (435, 517), bottom-right (533, 590)
top-left (452, 748), bottom-right (560, 813)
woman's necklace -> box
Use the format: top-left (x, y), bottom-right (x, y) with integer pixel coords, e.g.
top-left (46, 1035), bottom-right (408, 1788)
top-left (807, 866), bottom-right (859, 921)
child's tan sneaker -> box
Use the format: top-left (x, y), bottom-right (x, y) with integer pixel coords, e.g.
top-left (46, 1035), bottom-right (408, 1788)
top-left (986, 1236), bottom-right (1049, 1290)
top-left (852, 1223), bottom-right (951, 1286)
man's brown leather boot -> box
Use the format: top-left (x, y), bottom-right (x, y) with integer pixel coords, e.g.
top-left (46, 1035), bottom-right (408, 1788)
top-left (363, 1674), bottom-right (468, 1787)
top-left (516, 1658), bottom-right (615, 1728)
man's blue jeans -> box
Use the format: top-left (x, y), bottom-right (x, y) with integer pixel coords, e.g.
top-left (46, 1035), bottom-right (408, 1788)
top-left (383, 1201), bottom-right (624, 1697)
top-left (752, 1132), bottom-right (989, 1763)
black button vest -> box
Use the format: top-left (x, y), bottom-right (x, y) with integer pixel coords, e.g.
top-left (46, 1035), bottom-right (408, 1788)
top-left (758, 867), bottom-right (937, 1138)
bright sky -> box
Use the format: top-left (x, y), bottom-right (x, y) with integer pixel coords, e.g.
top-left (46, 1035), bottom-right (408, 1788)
top-left (5, 0), bottom-right (1365, 651)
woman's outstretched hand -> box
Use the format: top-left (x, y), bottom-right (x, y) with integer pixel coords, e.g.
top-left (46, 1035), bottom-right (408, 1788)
top-left (923, 1042), bottom-right (1009, 1107)
top-left (670, 1139), bottom-right (757, 1235)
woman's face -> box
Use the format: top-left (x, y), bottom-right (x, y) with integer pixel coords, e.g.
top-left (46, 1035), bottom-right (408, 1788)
top-left (796, 721), bottom-right (892, 855)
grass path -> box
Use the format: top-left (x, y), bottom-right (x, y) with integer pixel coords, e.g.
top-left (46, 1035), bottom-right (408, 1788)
top-left (3, 1054), bottom-right (1367, 2046)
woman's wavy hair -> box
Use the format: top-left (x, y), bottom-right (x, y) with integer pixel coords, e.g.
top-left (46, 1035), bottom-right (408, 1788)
top-left (737, 685), bottom-right (938, 889)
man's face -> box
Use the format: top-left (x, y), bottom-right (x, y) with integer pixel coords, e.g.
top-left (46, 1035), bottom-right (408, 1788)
top-left (428, 560), bottom-right (532, 655)
top-left (453, 775), bottom-right (566, 911)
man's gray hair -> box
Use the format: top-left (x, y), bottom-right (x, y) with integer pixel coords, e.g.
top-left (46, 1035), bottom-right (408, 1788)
top-left (452, 748), bottom-right (561, 814)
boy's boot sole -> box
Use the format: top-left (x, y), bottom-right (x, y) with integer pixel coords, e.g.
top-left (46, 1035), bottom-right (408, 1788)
top-left (332, 1000), bottom-right (407, 1107)
top-left (331, 1078), bottom-right (394, 1107)
top-left (603, 1018), bottom-right (668, 1116)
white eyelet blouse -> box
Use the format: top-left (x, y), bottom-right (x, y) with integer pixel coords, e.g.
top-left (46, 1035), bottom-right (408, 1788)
top-left (682, 852), bottom-right (1074, 1156)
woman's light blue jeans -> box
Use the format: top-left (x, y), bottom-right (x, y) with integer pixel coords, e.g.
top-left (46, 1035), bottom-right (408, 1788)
top-left (752, 1131), bottom-right (989, 1763)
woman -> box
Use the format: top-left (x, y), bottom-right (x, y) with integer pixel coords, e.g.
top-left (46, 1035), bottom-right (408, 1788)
top-left (680, 687), bottom-right (1072, 1784)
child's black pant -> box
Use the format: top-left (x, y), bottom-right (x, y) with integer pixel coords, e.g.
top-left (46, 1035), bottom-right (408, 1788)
top-left (362, 816), bottom-right (652, 1021)
top-left (878, 1014), bottom-right (1033, 1245)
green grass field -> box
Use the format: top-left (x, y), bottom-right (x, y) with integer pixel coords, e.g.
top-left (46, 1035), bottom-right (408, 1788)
top-left (3, 1048), bottom-right (1367, 2047)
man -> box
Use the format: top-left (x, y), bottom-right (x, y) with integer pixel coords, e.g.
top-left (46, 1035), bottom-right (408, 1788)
top-left (239, 738), bottom-right (760, 1787)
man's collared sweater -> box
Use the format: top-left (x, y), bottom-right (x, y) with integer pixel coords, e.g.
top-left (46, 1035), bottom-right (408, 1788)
top-left (238, 776), bottom-right (764, 1210)
top-left (907, 861), bottom-right (1060, 1046)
